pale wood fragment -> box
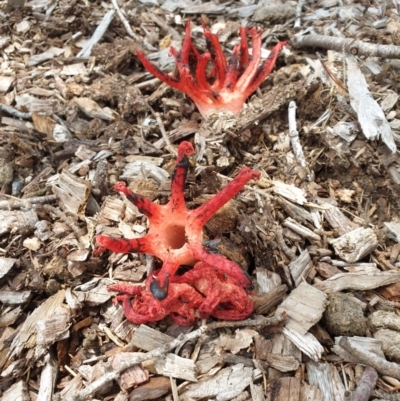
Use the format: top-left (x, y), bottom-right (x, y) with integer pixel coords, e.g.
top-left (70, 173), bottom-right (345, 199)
top-left (77, 10), bottom-right (115, 57)
top-left (15, 93), bottom-right (57, 114)
top-left (385, 222), bottom-right (400, 242)
top-left (195, 341), bottom-right (221, 375)
top-left (56, 374), bottom-right (84, 399)
top-left (73, 97), bottom-right (117, 121)
top-left (339, 336), bottom-right (400, 379)
top-left (35, 305), bottom-right (71, 359)
top-left (272, 181), bottom-right (307, 205)
top-left (154, 353), bottom-right (197, 381)
top-left (131, 324), bottom-right (174, 351)
top-left (301, 383), bottom-right (324, 401)
top-left (283, 327), bottom-right (324, 361)
top-left (51, 169), bottom-right (91, 216)
top-left (1, 380), bottom-right (30, 401)
top-left (0, 75), bottom-right (14, 93)
top-left (307, 361), bottom-right (346, 401)
top-left (255, 334), bottom-right (301, 372)
top-left (0, 257), bottom-right (17, 279)
top-left (346, 55), bottom-right (396, 153)
top-left (0, 290), bottom-right (31, 305)
top-left (283, 218), bottom-right (321, 241)
top-left (277, 282), bottom-right (328, 334)
top-left (8, 290), bottom-right (66, 359)
top-left (324, 205), bottom-right (359, 235)
top-left (37, 352), bottom-right (57, 401)
top-left (288, 249), bottom-right (313, 286)
top-left (250, 382), bottom-right (265, 401)
top-left (314, 270), bottom-right (400, 293)
top-left (182, 363), bottom-right (253, 401)
top-left (98, 197), bottom-right (125, 223)
top-left (0, 209), bottom-right (38, 236)
top-left (333, 336), bottom-right (385, 363)
top-left (329, 227), bottom-right (378, 263)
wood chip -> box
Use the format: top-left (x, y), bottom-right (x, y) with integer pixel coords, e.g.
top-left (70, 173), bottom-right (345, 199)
top-left (277, 282), bottom-right (328, 335)
top-left (329, 227), bottom-right (378, 263)
top-left (182, 363), bottom-right (253, 401)
top-left (314, 270), bottom-right (400, 293)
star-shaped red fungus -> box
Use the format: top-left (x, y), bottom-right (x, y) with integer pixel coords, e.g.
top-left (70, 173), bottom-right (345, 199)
top-left (136, 23), bottom-right (287, 117)
top-left (96, 141), bottom-right (260, 325)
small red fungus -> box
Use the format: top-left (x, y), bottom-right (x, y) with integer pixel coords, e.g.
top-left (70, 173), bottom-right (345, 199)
top-left (96, 141), bottom-right (260, 325)
top-left (136, 23), bottom-right (287, 117)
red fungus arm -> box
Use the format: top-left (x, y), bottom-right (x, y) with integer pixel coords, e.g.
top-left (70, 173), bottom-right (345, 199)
top-left (243, 41), bottom-right (287, 97)
top-left (169, 142), bottom-right (195, 212)
top-left (136, 50), bottom-right (186, 92)
top-left (189, 167), bottom-right (260, 230)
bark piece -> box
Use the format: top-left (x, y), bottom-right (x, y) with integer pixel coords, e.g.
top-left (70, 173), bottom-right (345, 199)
top-left (109, 353), bottom-right (149, 390)
top-left (265, 377), bottom-right (324, 401)
top-left (324, 292), bottom-right (367, 337)
top-left (314, 270), bottom-right (400, 293)
top-left (329, 227), bottom-right (378, 263)
top-left (129, 376), bottom-right (171, 401)
top-left (307, 361), bottom-right (346, 401)
top-left (349, 366), bottom-right (378, 401)
top-left (182, 363), bottom-right (253, 401)
top-left (253, 284), bottom-right (287, 315)
top-left (277, 281), bottom-right (328, 334)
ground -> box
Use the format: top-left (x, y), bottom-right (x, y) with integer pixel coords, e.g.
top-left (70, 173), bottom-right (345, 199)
top-left (1, 0), bottom-right (400, 400)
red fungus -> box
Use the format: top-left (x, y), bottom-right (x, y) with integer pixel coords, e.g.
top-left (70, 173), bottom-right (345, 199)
top-left (136, 23), bottom-right (287, 117)
top-left (96, 141), bottom-right (260, 325)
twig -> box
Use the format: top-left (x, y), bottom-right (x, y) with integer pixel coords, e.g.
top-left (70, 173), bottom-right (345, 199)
top-left (275, 226), bottom-right (297, 261)
top-left (294, 0), bottom-right (306, 28)
top-left (292, 34), bottom-right (400, 59)
top-left (350, 366), bottom-right (378, 401)
top-left (65, 314), bottom-right (285, 401)
top-left (0, 104), bottom-right (31, 120)
top-left (339, 337), bottom-right (400, 379)
top-left (288, 101), bottom-right (312, 181)
top-left (0, 194), bottom-right (57, 210)
top-left (110, 0), bottom-right (141, 41)
top-left (148, 106), bottom-right (177, 156)
top-left (77, 10), bottom-right (115, 57)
